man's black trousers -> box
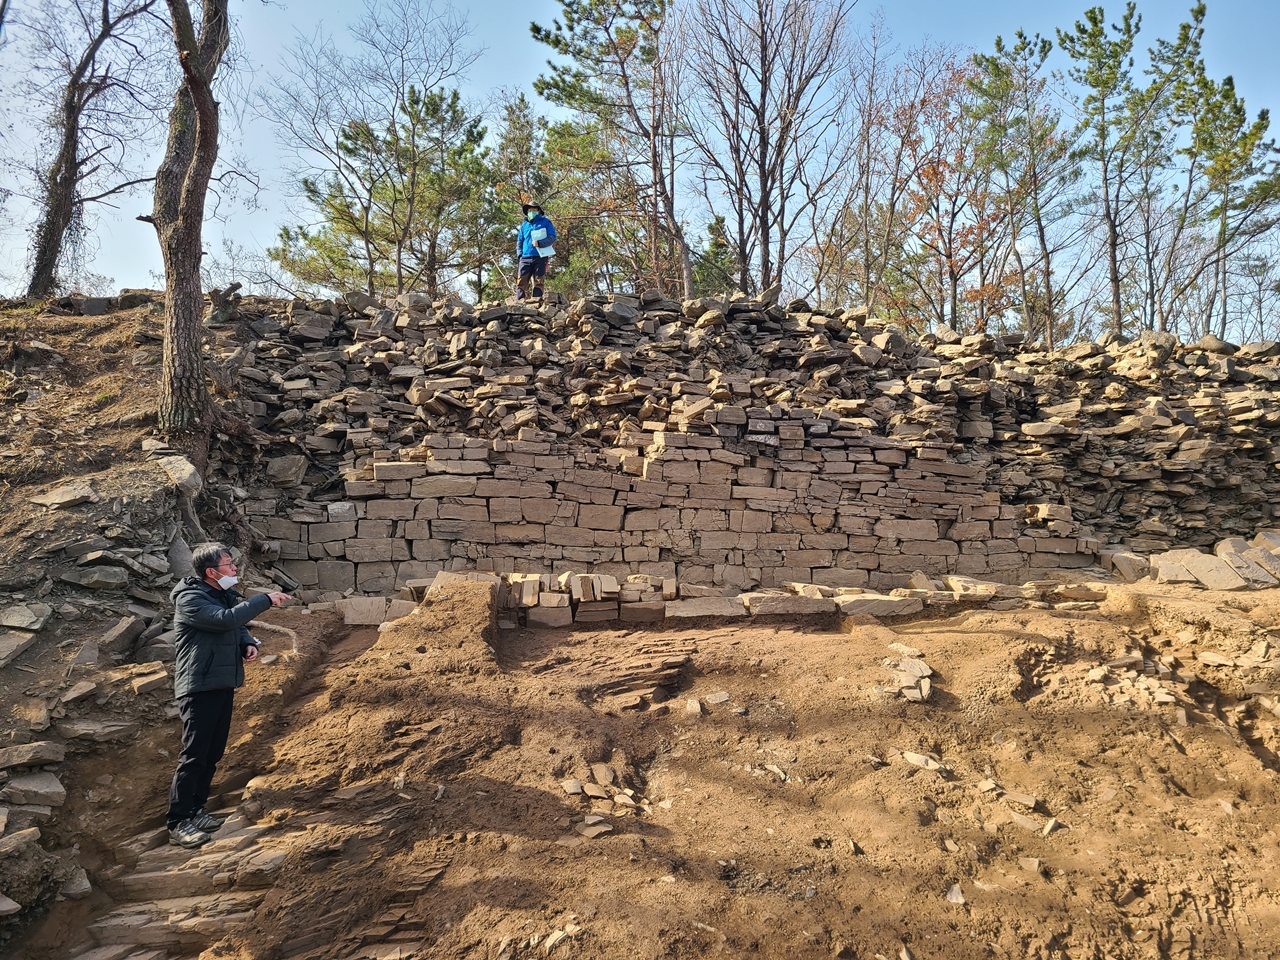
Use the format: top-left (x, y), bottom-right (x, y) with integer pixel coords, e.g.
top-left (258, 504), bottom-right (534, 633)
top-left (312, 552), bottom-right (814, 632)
top-left (167, 688), bottom-right (235, 828)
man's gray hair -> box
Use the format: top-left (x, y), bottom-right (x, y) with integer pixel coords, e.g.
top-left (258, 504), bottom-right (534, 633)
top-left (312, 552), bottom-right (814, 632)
top-left (191, 542), bottom-right (232, 580)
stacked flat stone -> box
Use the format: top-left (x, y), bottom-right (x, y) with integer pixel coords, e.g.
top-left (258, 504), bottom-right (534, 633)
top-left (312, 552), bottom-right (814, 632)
top-left (173, 290), bottom-right (1280, 599)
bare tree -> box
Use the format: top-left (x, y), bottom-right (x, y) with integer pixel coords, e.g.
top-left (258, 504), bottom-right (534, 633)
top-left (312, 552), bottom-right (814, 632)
top-left (683, 0), bottom-right (853, 294)
top-left (260, 0), bottom-right (481, 295)
top-left (13, 0), bottom-right (167, 299)
top-left (148, 0), bottom-right (230, 465)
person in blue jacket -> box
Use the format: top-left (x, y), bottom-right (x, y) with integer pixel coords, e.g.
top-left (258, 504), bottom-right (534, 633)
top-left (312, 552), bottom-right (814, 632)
top-left (515, 201), bottom-right (557, 300)
top-left (165, 543), bottom-right (290, 848)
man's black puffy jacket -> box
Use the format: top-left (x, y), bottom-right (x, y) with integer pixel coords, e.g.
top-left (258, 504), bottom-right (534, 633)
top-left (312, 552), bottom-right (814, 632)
top-left (170, 577), bottom-right (271, 699)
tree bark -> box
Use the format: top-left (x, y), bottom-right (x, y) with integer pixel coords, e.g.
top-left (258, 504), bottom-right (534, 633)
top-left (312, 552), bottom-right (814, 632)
top-left (26, 109), bottom-right (80, 299)
top-left (151, 0), bottom-right (230, 471)
top-left (25, 0), bottom-right (156, 299)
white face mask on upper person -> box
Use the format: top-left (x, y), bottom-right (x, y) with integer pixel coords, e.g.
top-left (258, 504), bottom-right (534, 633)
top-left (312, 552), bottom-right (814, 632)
top-left (526, 210), bottom-right (538, 221)
top-left (215, 573), bottom-right (239, 590)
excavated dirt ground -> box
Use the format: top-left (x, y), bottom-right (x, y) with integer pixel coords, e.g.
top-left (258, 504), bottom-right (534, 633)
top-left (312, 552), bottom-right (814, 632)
top-left (5, 302), bottom-right (1280, 957)
top-left (9, 580), bottom-right (1280, 960)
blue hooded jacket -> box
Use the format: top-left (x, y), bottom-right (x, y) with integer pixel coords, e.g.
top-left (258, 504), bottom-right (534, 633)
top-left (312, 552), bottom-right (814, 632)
top-left (517, 213), bottom-right (557, 259)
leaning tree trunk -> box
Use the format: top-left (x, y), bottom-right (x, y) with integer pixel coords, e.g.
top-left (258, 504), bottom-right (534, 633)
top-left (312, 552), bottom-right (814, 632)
top-left (150, 0), bottom-right (229, 472)
top-left (26, 106), bottom-right (81, 300)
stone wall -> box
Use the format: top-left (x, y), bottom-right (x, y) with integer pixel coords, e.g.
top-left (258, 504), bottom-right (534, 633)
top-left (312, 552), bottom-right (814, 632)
top-left (257, 429), bottom-right (1098, 600)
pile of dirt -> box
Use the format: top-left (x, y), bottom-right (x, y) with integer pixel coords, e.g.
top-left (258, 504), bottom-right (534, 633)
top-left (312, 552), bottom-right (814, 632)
top-left (10, 579), bottom-right (1280, 959)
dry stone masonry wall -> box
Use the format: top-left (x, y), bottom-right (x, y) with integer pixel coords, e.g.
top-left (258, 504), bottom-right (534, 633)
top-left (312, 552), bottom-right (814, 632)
top-left (162, 287), bottom-right (1280, 601)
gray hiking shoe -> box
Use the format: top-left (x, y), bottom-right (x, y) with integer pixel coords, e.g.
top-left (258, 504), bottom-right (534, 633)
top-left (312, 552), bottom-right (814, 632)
top-left (190, 809), bottom-right (227, 832)
top-left (168, 818), bottom-right (212, 849)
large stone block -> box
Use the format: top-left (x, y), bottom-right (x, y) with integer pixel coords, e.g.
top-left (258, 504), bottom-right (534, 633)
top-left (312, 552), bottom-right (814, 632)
top-left (476, 479), bottom-right (552, 498)
top-left (412, 539), bottom-right (451, 561)
top-left (524, 499), bottom-right (569, 524)
top-left (263, 518), bottom-right (303, 540)
top-left (316, 561), bottom-right (355, 592)
top-left (338, 597), bottom-right (388, 625)
top-left (495, 523), bottom-right (546, 544)
top-left (356, 562), bottom-right (398, 594)
top-left (100, 616), bottom-right (145, 656)
top-left (742, 593), bottom-right (837, 615)
top-left (625, 508), bottom-right (680, 531)
top-left (0, 741), bottom-right (65, 770)
top-left (395, 561), bottom-right (440, 590)
top-left (430, 519), bottom-right (496, 542)
top-left (836, 594), bottom-right (923, 618)
top-left (365, 499), bottom-right (417, 520)
top-left (488, 498), bottom-right (524, 523)
top-left (575, 601), bottom-right (619, 622)
top-left (620, 600), bottom-right (666, 623)
top-left (266, 456), bottom-right (307, 486)
top-left (308, 521), bottom-right (357, 544)
top-left (373, 462), bottom-right (427, 481)
top-left (279, 560), bottom-right (319, 586)
top-left (410, 476), bottom-right (478, 498)
top-left (578, 504), bottom-right (625, 531)
top-left (811, 567), bottom-right (870, 588)
top-left (345, 539), bottom-right (409, 563)
top-left (527, 605), bottom-right (574, 628)
top-left (545, 526), bottom-right (597, 548)
top-left (874, 519), bottom-right (939, 541)
top-left (948, 521), bottom-right (991, 540)
top-left (0, 632), bottom-right (39, 670)
top-left (665, 597), bottom-right (748, 618)
top-left (0, 772), bottom-right (66, 806)
top-left (1157, 549), bottom-right (1247, 591)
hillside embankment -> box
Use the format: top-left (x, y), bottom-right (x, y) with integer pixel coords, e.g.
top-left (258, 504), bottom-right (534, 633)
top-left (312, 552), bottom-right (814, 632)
top-left (3, 290), bottom-right (1280, 958)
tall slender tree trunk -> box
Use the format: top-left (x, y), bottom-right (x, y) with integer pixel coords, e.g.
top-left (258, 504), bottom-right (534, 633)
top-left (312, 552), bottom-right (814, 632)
top-left (1103, 173), bottom-right (1123, 334)
top-left (26, 113), bottom-right (80, 299)
top-left (151, 0), bottom-right (230, 471)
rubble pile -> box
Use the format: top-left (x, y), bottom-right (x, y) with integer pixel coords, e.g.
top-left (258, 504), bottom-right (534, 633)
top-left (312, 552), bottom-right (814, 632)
top-left (157, 288), bottom-right (1280, 599)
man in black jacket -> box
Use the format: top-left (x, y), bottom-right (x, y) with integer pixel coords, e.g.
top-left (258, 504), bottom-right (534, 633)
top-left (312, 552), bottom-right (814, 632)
top-left (166, 542), bottom-right (290, 848)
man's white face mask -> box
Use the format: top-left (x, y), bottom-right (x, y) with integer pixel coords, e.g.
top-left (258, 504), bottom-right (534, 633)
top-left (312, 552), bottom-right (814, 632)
top-left (215, 574), bottom-right (239, 590)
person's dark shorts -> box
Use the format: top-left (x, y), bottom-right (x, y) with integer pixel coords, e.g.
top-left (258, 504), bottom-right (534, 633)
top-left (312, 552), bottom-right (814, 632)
top-left (518, 256), bottom-right (548, 279)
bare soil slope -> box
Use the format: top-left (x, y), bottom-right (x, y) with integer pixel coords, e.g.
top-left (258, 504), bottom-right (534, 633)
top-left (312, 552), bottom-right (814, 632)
top-left (12, 580), bottom-right (1280, 960)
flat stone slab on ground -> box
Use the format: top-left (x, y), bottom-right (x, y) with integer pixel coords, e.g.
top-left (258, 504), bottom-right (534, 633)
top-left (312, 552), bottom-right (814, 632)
top-left (61, 565), bottom-right (129, 590)
top-left (836, 594), bottom-right (924, 618)
top-left (54, 719), bottom-right (139, 741)
top-left (0, 741), bottom-right (66, 769)
top-left (30, 480), bottom-right (97, 509)
top-left (0, 827), bottom-right (41, 856)
top-left (385, 599), bottom-right (418, 621)
top-left (338, 597), bottom-right (388, 625)
top-left (741, 593), bottom-right (837, 616)
top-left (0, 771), bottom-right (66, 806)
top-left (0, 629), bottom-right (40, 669)
top-left (1159, 549), bottom-right (1248, 590)
top-left (1154, 560), bottom-right (1197, 584)
top-left (0, 602), bottom-right (53, 631)
top-left (665, 597), bottom-right (748, 619)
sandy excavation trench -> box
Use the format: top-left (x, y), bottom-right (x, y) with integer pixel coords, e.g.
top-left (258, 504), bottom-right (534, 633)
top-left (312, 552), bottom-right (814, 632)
top-left (9, 579), bottom-right (1280, 960)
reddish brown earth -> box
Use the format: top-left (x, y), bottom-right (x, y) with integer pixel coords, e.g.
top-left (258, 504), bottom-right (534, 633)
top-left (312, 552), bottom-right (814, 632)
top-left (4, 303), bottom-right (1280, 959)
top-left (9, 580), bottom-right (1280, 960)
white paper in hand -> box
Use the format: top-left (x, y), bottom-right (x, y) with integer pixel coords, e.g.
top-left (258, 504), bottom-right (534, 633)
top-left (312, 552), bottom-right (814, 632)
top-left (531, 227), bottom-right (554, 258)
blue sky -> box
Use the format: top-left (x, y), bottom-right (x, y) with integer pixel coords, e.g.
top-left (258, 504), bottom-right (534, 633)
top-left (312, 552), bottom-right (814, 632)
top-left (2, 0), bottom-right (1277, 294)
